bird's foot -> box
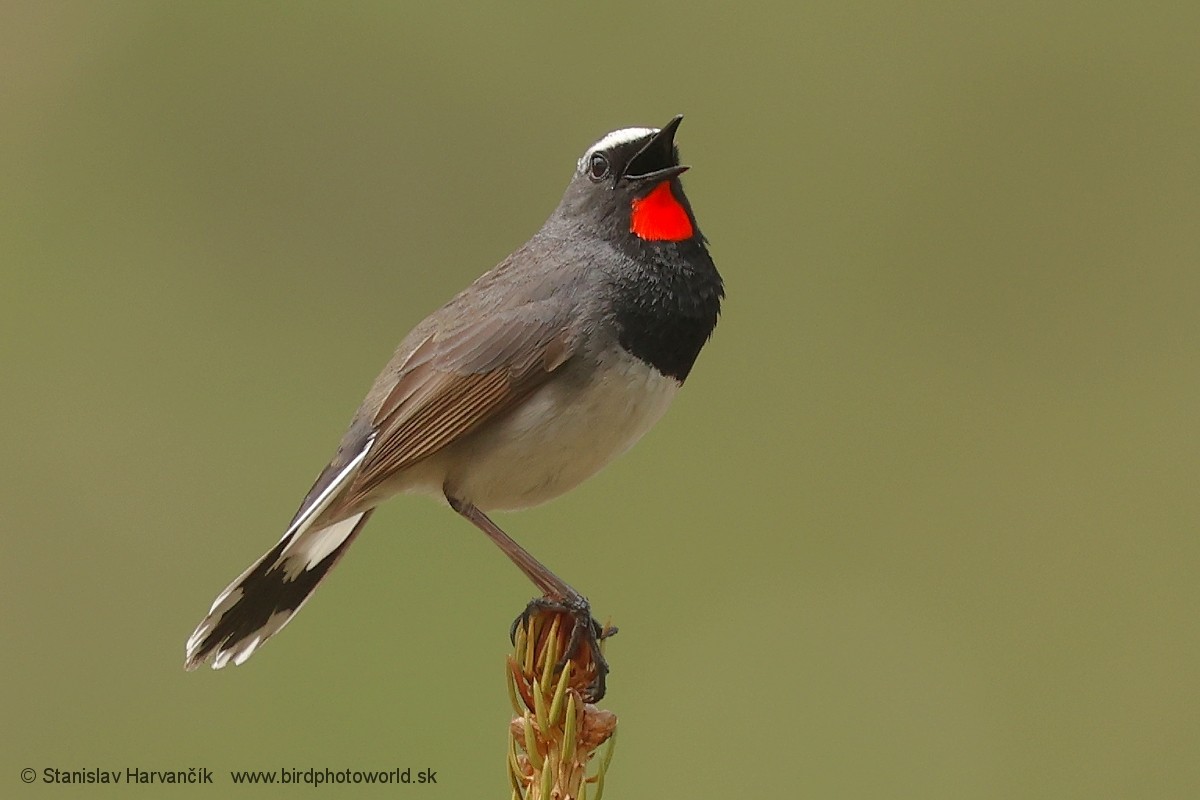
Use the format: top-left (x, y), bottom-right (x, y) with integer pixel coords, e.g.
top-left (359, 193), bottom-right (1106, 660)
top-left (511, 594), bottom-right (616, 702)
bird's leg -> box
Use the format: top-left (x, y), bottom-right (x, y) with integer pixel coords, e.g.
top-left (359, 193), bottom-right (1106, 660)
top-left (447, 495), bottom-right (614, 700)
top-left (447, 495), bottom-right (571, 597)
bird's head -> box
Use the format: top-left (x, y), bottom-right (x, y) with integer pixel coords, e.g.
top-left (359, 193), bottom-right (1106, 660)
top-left (558, 115), bottom-right (701, 245)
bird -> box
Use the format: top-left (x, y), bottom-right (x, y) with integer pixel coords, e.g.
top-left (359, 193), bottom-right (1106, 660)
top-left (184, 115), bottom-right (723, 699)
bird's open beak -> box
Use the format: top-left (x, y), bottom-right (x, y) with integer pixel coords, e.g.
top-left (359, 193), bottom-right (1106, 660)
top-left (622, 115), bottom-right (690, 183)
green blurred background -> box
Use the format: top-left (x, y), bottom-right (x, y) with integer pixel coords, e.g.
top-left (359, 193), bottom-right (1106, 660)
top-left (4, 1), bottom-right (1198, 796)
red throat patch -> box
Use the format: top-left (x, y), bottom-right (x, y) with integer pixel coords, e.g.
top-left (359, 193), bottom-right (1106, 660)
top-left (630, 181), bottom-right (694, 242)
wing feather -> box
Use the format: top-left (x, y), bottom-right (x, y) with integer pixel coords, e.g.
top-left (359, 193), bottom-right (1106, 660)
top-left (346, 305), bottom-right (575, 504)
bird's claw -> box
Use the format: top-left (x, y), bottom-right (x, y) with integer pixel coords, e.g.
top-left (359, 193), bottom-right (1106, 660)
top-left (510, 594), bottom-right (616, 702)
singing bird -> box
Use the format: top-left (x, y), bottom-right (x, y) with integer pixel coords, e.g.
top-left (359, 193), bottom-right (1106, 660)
top-left (185, 116), bottom-right (723, 698)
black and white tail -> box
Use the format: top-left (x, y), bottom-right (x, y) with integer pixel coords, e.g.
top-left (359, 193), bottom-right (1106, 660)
top-left (185, 434), bottom-right (377, 670)
top-left (184, 510), bottom-right (372, 669)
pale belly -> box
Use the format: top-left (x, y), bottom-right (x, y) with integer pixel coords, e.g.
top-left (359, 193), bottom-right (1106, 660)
top-left (406, 348), bottom-right (681, 511)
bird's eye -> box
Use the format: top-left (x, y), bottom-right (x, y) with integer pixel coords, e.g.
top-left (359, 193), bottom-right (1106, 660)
top-left (587, 152), bottom-right (611, 182)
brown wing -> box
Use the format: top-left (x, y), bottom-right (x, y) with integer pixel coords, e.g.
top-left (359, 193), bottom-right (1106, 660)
top-left (344, 306), bottom-right (575, 505)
